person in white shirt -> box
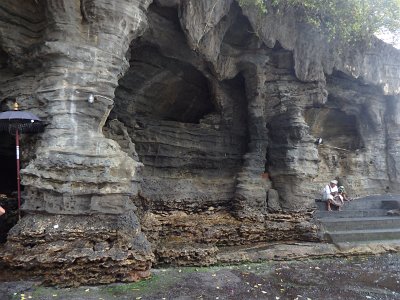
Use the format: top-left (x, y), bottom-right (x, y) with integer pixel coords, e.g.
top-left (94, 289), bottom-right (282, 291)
top-left (322, 180), bottom-right (343, 211)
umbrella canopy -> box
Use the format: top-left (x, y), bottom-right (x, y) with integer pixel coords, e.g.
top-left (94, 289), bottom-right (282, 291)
top-left (0, 110), bottom-right (44, 133)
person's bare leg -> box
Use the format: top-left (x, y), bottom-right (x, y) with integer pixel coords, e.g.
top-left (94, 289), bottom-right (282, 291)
top-left (0, 206), bottom-right (5, 216)
top-left (327, 201), bottom-right (332, 211)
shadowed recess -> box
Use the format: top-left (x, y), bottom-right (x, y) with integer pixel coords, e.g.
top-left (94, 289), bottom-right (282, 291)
top-left (116, 45), bottom-right (214, 124)
top-left (305, 107), bottom-right (363, 150)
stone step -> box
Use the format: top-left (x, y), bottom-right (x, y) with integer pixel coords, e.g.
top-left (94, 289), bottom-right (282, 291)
top-left (315, 195), bottom-right (400, 211)
top-left (326, 228), bottom-right (400, 243)
top-left (314, 209), bottom-right (389, 219)
top-left (334, 240), bottom-right (400, 251)
top-left (315, 195), bottom-right (400, 246)
top-left (319, 216), bottom-right (400, 231)
top-left (359, 194), bottom-right (400, 201)
top-left (315, 199), bottom-right (400, 211)
top-left (345, 200), bottom-right (400, 210)
top-left (381, 200), bottom-right (400, 209)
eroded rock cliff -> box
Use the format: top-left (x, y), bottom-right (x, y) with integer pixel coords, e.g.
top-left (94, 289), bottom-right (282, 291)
top-left (0, 0), bottom-right (154, 285)
top-left (0, 0), bottom-right (399, 285)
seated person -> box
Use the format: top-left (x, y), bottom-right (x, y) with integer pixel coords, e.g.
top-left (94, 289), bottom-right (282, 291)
top-left (338, 186), bottom-right (352, 201)
top-left (322, 180), bottom-right (344, 211)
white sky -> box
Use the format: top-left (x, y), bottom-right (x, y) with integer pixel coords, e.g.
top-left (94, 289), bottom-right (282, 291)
top-left (375, 30), bottom-right (400, 49)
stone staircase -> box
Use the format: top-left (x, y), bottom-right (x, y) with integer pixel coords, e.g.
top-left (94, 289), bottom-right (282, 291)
top-left (314, 194), bottom-right (400, 248)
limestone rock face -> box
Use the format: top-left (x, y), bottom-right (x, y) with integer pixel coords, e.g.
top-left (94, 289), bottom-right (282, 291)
top-left (1, 0), bottom-right (400, 283)
top-left (2, 213), bottom-right (153, 285)
top-left (0, 0), bottom-right (154, 285)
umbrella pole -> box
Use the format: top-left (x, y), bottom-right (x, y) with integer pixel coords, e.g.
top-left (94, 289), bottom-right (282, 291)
top-left (16, 129), bottom-right (21, 219)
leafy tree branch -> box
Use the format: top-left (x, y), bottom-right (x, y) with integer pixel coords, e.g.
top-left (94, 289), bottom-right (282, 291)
top-left (238, 0), bottom-right (400, 44)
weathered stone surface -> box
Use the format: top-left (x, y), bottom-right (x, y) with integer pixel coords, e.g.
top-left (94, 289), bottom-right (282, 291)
top-left (267, 189), bottom-right (281, 212)
top-left (0, 0), bottom-right (154, 285)
top-left (141, 210), bottom-right (318, 266)
top-left (241, 4), bottom-right (400, 93)
top-left (1, 0), bottom-right (400, 284)
top-left (110, 3), bottom-right (250, 213)
top-left (1, 212), bottom-right (153, 286)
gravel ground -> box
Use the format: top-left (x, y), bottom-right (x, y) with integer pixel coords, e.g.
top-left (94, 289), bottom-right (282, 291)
top-left (1, 253), bottom-right (400, 300)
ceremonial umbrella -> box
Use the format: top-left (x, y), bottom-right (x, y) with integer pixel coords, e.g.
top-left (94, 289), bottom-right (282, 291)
top-left (0, 102), bottom-right (44, 217)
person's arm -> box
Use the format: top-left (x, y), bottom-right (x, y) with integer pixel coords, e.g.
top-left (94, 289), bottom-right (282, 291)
top-left (0, 206), bottom-right (5, 216)
top-left (343, 193), bottom-right (351, 201)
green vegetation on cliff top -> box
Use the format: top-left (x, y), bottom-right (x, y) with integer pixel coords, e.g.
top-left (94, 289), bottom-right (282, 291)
top-left (238, 0), bottom-right (400, 44)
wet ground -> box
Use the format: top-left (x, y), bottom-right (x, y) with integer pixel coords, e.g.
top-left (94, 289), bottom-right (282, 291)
top-left (1, 253), bottom-right (399, 300)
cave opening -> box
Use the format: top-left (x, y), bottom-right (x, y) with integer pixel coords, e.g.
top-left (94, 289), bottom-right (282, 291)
top-left (222, 5), bottom-right (259, 49)
top-left (0, 132), bottom-right (17, 195)
top-left (304, 107), bottom-right (363, 151)
top-left (115, 44), bottom-right (215, 125)
top-left (110, 1), bottom-right (216, 126)
top-left (105, 2), bottom-right (250, 212)
top-left (0, 132), bottom-right (18, 243)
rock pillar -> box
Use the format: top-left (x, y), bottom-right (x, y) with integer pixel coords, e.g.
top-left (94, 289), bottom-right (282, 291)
top-left (1, 0), bottom-right (154, 285)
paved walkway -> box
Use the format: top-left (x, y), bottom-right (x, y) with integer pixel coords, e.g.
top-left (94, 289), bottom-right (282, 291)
top-left (1, 253), bottom-right (399, 300)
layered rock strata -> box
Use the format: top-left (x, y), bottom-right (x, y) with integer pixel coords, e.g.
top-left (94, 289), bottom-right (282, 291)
top-left (107, 0), bottom-right (400, 265)
top-left (0, 0), bottom-right (400, 283)
top-left (1, 213), bottom-right (152, 286)
top-left (0, 0), bottom-right (154, 285)
top-left (141, 210), bottom-right (318, 266)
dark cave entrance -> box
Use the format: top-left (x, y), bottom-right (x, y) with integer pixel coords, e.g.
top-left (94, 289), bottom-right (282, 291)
top-left (306, 70), bottom-right (392, 198)
top-left (0, 100), bottom-right (26, 197)
top-left (305, 72), bottom-right (374, 152)
top-left (110, 3), bottom-right (216, 126)
top-left (115, 44), bottom-right (215, 125)
top-left (0, 132), bottom-right (18, 243)
top-left (105, 2), bottom-right (250, 212)
top-left (0, 132), bottom-right (17, 195)
top-left (305, 107), bottom-right (363, 151)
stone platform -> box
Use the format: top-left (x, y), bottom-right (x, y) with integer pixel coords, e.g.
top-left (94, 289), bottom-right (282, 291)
top-left (314, 194), bottom-right (400, 249)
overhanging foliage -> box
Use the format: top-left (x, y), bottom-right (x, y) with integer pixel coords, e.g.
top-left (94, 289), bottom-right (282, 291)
top-left (238, 0), bottom-right (400, 43)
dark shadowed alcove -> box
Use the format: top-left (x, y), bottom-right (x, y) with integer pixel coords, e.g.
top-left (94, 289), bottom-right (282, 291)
top-left (222, 5), bottom-right (259, 49)
top-left (305, 107), bottom-right (363, 151)
top-left (115, 44), bottom-right (214, 124)
top-left (105, 2), bottom-right (249, 212)
top-left (0, 132), bottom-right (17, 195)
top-left (0, 132), bottom-right (18, 243)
